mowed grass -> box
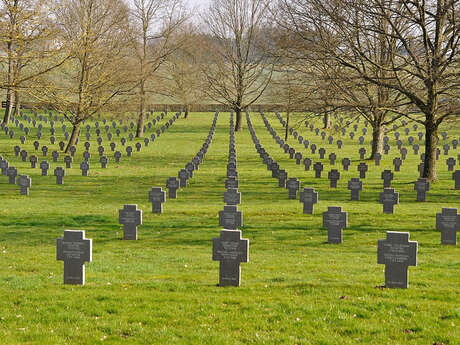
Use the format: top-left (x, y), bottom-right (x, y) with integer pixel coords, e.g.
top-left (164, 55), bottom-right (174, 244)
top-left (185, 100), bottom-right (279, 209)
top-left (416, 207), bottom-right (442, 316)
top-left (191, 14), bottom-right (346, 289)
top-left (0, 110), bottom-right (459, 345)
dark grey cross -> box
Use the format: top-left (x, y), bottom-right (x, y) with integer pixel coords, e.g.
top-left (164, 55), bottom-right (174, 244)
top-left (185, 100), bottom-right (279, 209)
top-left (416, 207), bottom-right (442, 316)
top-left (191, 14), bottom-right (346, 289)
top-left (299, 188), bottom-right (318, 214)
top-left (322, 206), bottom-right (348, 244)
top-left (54, 167), bottom-right (65, 185)
top-left (278, 170), bottom-right (287, 187)
top-left (17, 175), bottom-right (31, 195)
top-left (178, 169), bottom-right (189, 187)
top-left (56, 230), bottom-right (92, 285)
top-left (329, 153), bottom-right (337, 165)
top-left (357, 163), bottom-right (368, 178)
top-left (126, 146), bottom-right (133, 157)
top-left (119, 204), bottom-right (142, 240)
top-left (29, 155), bottom-right (37, 168)
top-left (52, 150), bottom-right (59, 162)
top-left (64, 155), bottom-right (73, 168)
top-left (393, 157), bottom-right (402, 171)
top-left (347, 178), bottom-right (362, 200)
top-left (114, 151), bottom-right (121, 163)
top-left (381, 170), bottom-right (394, 188)
top-left (100, 156), bottom-right (108, 168)
top-left (446, 157), bottom-right (456, 171)
top-left (219, 205), bottom-right (242, 230)
top-left (225, 177), bottom-right (239, 189)
top-left (286, 178), bottom-right (300, 199)
top-left (295, 152), bottom-right (302, 164)
top-left (342, 158), bottom-right (351, 171)
top-left (359, 147), bottom-right (366, 159)
top-left (39, 161), bottom-right (50, 176)
top-left (377, 231), bottom-right (417, 289)
top-left (148, 187), bottom-right (166, 213)
top-left (328, 169), bottom-right (340, 188)
top-left (453, 170), bottom-right (460, 190)
top-left (224, 188), bottom-right (241, 205)
top-left (20, 149), bottom-right (28, 162)
top-left (166, 177), bottom-right (180, 199)
top-left (212, 230), bottom-right (249, 287)
top-left (313, 162), bottom-right (323, 178)
top-left (80, 161), bottom-right (90, 176)
top-left (414, 178), bottom-right (429, 201)
top-left (303, 158), bottom-right (312, 171)
top-left (418, 162), bottom-right (424, 178)
top-left (379, 188), bottom-right (399, 214)
top-left (318, 148), bottom-right (326, 159)
top-left (436, 208), bottom-right (459, 245)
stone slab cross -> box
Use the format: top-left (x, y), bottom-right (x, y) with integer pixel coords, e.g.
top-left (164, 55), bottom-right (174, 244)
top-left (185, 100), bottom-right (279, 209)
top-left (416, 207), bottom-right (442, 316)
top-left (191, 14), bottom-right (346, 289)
top-left (166, 177), bottom-right (180, 199)
top-left (54, 167), bottom-right (65, 185)
top-left (212, 230), bottom-right (249, 287)
top-left (56, 230), bottom-right (92, 285)
top-left (119, 204), bottom-right (142, 240)
top-left (379, 188), bottom-right (399, 214)
top-left (377, 231), bottom-right (417, 288)
top-left (17, 175), bottom-right (31, 195)
top-left (322, 206), bottom-right (348, 244)
top-left (219, 205), bottom-right (243, 230)
top-left (348, 178), bottom-right (362, 201)
top-left (224, 188), bottom-right (241, 205)
top-left (414, 178), bottom-right (429, 201)
top-left (436, 208), bottom-right (459, 245)
top-left (299, 188), bottom-right (318, 214)
top-left (148, 187), bottom-right (166, 213)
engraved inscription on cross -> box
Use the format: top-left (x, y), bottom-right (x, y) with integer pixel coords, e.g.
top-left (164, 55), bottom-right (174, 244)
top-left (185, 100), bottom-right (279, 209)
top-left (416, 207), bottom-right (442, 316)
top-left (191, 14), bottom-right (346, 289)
top-left (56, 230), bottom-right (92, 285)
top-left (219, 205), bottom-right (242, 230)
top-left (212, 230), bottom-right (249, 287)
top-left (377, 231), bottom-right (417, 288)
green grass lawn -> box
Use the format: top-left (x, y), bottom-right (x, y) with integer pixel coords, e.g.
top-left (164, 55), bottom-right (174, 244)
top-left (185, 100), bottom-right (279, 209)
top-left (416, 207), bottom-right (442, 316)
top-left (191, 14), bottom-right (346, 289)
top-left (0, 110), bottom-right (459, 345)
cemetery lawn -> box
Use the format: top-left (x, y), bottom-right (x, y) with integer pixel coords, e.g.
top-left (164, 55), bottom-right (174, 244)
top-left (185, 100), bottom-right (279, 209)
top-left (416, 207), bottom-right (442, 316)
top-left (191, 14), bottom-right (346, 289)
top-left (0, 111), bottom-right (459, 345)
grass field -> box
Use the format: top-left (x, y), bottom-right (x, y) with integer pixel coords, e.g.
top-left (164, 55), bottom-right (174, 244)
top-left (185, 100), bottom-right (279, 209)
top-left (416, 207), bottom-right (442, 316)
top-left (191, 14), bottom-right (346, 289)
top-left (0, 110), bottom-right (459, 345)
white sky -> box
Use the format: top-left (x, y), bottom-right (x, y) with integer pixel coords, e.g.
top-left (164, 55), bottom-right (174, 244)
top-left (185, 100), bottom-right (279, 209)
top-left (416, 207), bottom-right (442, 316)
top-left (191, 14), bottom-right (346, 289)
top-left (186, 0), bottom-right (211, 10)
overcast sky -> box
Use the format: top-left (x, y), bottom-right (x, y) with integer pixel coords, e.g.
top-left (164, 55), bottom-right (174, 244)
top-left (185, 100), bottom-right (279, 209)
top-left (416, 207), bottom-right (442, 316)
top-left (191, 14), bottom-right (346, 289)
top-left (187, 0), bottom-right (211, 10)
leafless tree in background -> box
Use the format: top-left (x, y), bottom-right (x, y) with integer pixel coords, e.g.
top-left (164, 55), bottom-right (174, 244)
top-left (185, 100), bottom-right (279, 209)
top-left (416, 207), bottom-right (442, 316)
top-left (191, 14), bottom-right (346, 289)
top-left (202, 0), bottom-right (276, 131)
top-left (130, 0), bottom-right (187, 137)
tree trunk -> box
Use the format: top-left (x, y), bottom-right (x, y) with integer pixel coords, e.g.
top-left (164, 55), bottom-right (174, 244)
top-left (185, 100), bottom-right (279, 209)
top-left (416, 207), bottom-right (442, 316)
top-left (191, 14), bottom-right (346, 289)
top-left (235, 108), bottom-right (242, 131)
top-left (12, 90), bottom-right (20, 117)
top-left (184, 104), bottom-right (189, 119)
top-left (285, 110), bottom-right (290, 141)
top-left (370, 124), bottom-right (384, 159)
top-left (65, 122), bottom-right (81, 153)
top-left (136, 81), bottom-right (145, 138)
top-left (2, 89), bottom-right (13, 125)
top-left (423, 119), bottom-right (438, 181)
top-left (323, 113), bottom-right (331, 129)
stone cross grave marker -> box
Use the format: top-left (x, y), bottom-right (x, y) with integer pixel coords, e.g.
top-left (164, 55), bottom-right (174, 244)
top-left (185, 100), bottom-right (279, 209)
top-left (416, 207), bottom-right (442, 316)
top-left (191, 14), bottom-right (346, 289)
top-left (225, 177), bottom-right (239, 189)
top-left (40, 160), bottom-right (50, 176)
top-left (80, 161), bottom-right (90, 176)
top-left (299, 188), bottom-right (318, 214)
top-left (17, 175), bottom-right (31, 195)
top-left (100, 156), bottom-right (108, 168)
top-left (219, 205), bottom-right (242, 230)
top-left (178, 169), bottom-right (189, 187)
top-left (453, 170), bottom-right (460, 190)
top-left (166, 177), bottom-right (180, 199)
top-left (381, 170), bottom-right (394, 188)
top-left (446, 157), bottom-right (456, 171)
top-left (64, 155), bottom-right (72, 168)
top-left (212, 230), bottom-right (249, 287)
top-left (414, 178), bottom-right (429, 201)
top-left (348, 178), bottom-right (362, 201)
top-left (7, 166), bottom-right (17, 184)
top-left (379, 188), bottom-right (399, 214)
top-left (278, 170), bottom-right (287, 187)
top-left (285, 177), bottom-right (301, 198)
top-left (149, 187), bottom-right (166, 213)
top-left (357, 162), bottom-right (368, 178)
top-left (436, 208), bottom-right (459, 245)
top-left (56, 230), bottom-right (92, 285)
top-left (377, 231), bottom-right (417, 289)
top-left (0, 159), bottom-right (9, 175)
top-left (393, 157), bottom-right (402, 171)
top-left (119, 204), bottom-right (142, 240)
top-left (54, 167), bottom-right (65, 185)
top-left (224, 188), bottom-right (241, 205)
top-left (342, 158), bottom-right (351, 171)
top-left (303, 158), bottom-right (312, 171)
top-left (323, 206), bottom-right (348, 244)
top-left (29, 155), bottom-right (37, 168)
top-left (114, 151), bottom-right (121, 163)
top-left (328, 169), bottom-right (340, 188)
top-left (313, 162), bottom-right (323, 178)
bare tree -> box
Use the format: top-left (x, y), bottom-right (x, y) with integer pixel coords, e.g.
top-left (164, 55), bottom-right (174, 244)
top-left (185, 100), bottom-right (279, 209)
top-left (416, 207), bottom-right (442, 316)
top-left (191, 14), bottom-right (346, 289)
top-left (30, 0), bottom-right (132, 152)
top-left (158, 27), bottom-right (204, 119)
top-left (129, 0), bottom-right (187, 137)
top-left (0, 0), bottom-right (68, 125)
top-left (202, 0), bottom-right (276, 131)
top-left (280, 0), bottom-right (460, 180)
